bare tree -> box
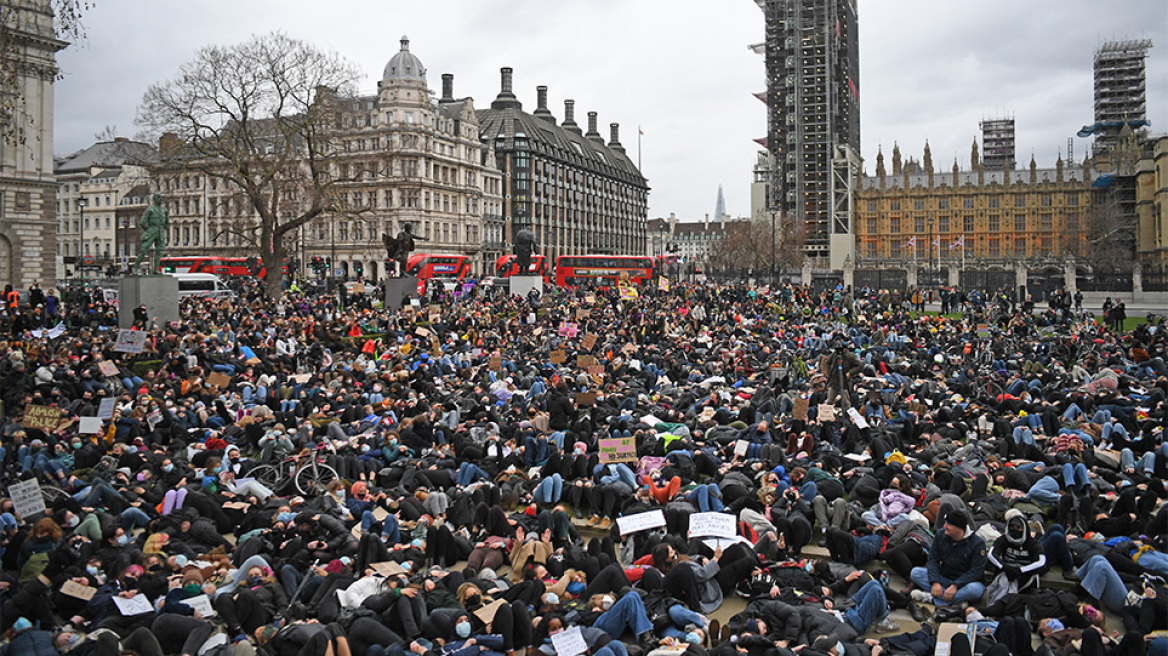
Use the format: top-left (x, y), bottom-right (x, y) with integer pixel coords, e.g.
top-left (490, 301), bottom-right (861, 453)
top-left (1080, 192), bottom-right (1136, 273)
top-left (92, 124), bottom-right (118, 141)
top-left (136, 32), bottom-right (362, 297)
top-left (0, 0), bottom-right (86, 148)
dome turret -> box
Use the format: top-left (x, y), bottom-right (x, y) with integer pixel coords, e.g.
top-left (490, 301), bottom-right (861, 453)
top-left (383, 36), bottom-right (426, 83)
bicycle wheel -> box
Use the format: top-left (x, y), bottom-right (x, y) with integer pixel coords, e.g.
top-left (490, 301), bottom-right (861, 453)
top-left (248, 465), bottom-right (280, 490)
top-left (295, 463), bottom-right (338, 496)
top-left (41, 485), bottom-right (70, 506)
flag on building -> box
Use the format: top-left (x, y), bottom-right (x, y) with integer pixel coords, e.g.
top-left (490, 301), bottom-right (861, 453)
top-left (905, 236), bottom-right (917, 247)
top-left (949, 236), bottom-right (964, 250)
top-left (931, 236), bottom-right (941, 247)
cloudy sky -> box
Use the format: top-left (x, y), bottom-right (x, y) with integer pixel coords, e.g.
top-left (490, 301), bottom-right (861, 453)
top-left (54, 0), bottom-right (1167, 222)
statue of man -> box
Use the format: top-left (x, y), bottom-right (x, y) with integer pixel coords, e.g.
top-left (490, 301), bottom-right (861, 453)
top-left (514, 226), bottom-right (536, 274)
top-left (394, 223), bottom-right (427, 277)
top-left (133, 193), bottom-right (170, 274)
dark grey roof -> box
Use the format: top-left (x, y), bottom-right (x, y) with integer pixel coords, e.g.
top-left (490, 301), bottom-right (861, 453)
top-left (476, 106), bottom-right (647, 188)
top-left (861, 166), bottom-right (1097, 191)
top-left (55, 140), bottom-right (158, 174)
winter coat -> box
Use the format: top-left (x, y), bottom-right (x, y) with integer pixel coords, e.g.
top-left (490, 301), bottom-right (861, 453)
top-left (877, 489), bottom-right (916, 522)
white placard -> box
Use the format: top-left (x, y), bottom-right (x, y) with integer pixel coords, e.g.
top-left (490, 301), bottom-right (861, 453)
top-left (113, 593), bottom-right (154, 615)
top-left (147, 410), bottom-right (162, 431)
top-left (184, 594), bottom-right (216, 617)
top-left (79, 417), bottom-right (103, 434)
top-left (641, 414), bottom-right (662, 427)
top-left (734, 440), bottom-right (750, 457)
top-left (847, 407), bottom-right (870, 429)
top-left (8, 478), bottom-right (46, 518)
top-left (113, 329), bottom-right (147, 354)
top-left (550, 626), bottom-right (588, 656)
top-left (687, 512), bottom-right (736, 539)
top-left (98, 398), bottom-right (117, 420)
top-left (615, 509), bottom-right (666, 536)
top-left (703, 536), bottom-right (752, 551)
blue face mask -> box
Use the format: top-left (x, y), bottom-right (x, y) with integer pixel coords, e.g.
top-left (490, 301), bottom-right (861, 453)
top-left (117, 534), bottom-right (129, 547)
top-left (566, 580), bottom-right (586, 596)
top-left (87, 565), bottom-right (100, 576)
top-left (455, 621), bottom-right (471, 638)
top-left (836, 641), bottom-right (845, 656)
top-left (685, 632), bottom-right (701, 645)
top-left (163, 464), bottom-right (174, 473)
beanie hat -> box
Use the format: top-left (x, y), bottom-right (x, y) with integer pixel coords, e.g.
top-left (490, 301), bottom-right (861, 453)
top-left (182, 569), bottom-right (205, 586)
top-left (945, 510), bottom-right (969, 530)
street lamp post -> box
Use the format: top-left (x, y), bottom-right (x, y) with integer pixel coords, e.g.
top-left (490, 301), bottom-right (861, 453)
top-left (77, 197), bottom-right (89, 278)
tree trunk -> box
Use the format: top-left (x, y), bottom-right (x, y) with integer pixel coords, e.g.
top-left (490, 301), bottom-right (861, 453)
top-left (263, 231), bottom-right (286, 299)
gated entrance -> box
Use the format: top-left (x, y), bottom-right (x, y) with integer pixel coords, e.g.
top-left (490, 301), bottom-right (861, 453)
top-left (1025, 268), bottom-right (1063, 302)
top-left (918, 268), bottom-right (948, 289)
top-left (960, 269), bottom-right (1015, 294)
top-left (854, 269), bottom-right (908, 292)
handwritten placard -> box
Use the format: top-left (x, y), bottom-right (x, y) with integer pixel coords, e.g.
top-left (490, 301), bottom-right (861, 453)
top-left (818, 404), bottom-right (837, 423)
top-left (8, 478), bottom-right (45, 518)
top-left (587, 364), bottom-right (604, 377)
top-left (576, 392), bottom-right (597, 406)
top-left (793, 398), bottom-right (809, 421)
top-left (598, 437), bottom-right (637, 463)
top-left (734, 440), bottom-right (750, 457)
top-left (576, 355), bottom-right (598, 369)
top-left (98, 398), bottom-right (117, 420)
top-left (61, 580), bottom-right (97, 600)
top-left (23, 405), bottom-right (62, 431)
top-left (474, 598), bottom-right (507, 625)
top-left (185, 594), bottom-right (216, 617)
top-left (581, 334), bottom-right (598, 351)
top-left (847, 407), bottom-right (870, 429)
top-left (489, 356), bottom-right (502, 371)
top-left (615, 509), bottom-right (666, 535)
top-left (551, 626), bottom-right (588, 656)
top-left (584, 295), bottom-right (596, 304)
top-left (98, 361), bottom-right (119, 377)
top-left (113, 593), bottom-right (154, 615)
top-left (207, 372), bottom-right (232, 389)
top-left (549, 349), bottom-right (566, 365)
top-left (113, 329), bottom-right (147, 354)
top-left (687, 512), bottom-right (737, 539)
top-left (576, 308), bottom-right (590, 320)
top-left (371, 561), bottom-right (407, 577)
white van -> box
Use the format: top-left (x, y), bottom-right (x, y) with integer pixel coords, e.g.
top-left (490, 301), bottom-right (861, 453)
top-left (168, 273), bottom-right (235, 299)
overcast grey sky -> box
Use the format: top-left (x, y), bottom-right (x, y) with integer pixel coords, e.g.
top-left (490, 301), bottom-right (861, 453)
top-left (54, 0), bottom-right (1167, 223)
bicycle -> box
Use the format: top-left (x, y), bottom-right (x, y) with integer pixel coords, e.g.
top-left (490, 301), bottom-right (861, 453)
top-left (248, 442), bottom-right (338, 496)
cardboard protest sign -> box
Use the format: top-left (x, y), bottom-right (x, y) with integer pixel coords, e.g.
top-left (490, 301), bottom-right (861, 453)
top-left (353, 283), bottom-right (366, 294)
top-left (78, 417), bottom-right (103, 434)
top-left (98, 398), bottom-right (117, 420)
top-left (22, 405), bottom-right (62, 431)
top-left (687, 512), bottom-right (737, 539)
top-left (551, 626), bottom-right (588, 656)
top-left (415, 327), bottom-right (431, 338)
top-left (585, 294), bottom-right (596, 304)
top-left (598, 437), bottom-right (637, 463)
top-left (549, 349), bottom-right (566, 364)
top-left (489, 356), bottom-right (502, 371)
top-left (576, 392), bottom-right (597, 406)
top-left (581, 334), bottom-right (598, 351)
top-left (113, 329), bottom-right (147, 354)
top-left (98, 361), bottom-right (119, 377)
top-left (8, 479), bottom-right (45, 518)
top-left (474, 598), bottom-right (508, 625)
top-left (818, 404), bottom-right (837, 422)
top-left (207, 372), bottom-right (232, 389)
top-left (622, 343), bottom-right (638, 356)
top-left (61, 580), bottom-right (97, 600)
top-left (576, 308), bottom-right (590, 320)
top-left (615, 509), bottom-right (666, 536)
top-left (371, 561), bottom-right (407, 577)
top-left (909, 402), bottom-right (928, 415)
top-left (793, 398), bottom-right (809, 421)
top-left (576, 355), bottom-right (598, 369)
top-left (113, 594), bottom-right (153, 615)
top-left (587, 364), bottom-right (604, 377)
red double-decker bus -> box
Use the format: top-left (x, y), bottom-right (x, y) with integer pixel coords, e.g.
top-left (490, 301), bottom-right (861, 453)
top-left (554, 255), bottom-right (655, 287)
top-left (406, 254), bottom-right (471, 282)
top-left (494, 255), bottom-right (549, 278)
top-left (159, 256), bottom-right (284, 278)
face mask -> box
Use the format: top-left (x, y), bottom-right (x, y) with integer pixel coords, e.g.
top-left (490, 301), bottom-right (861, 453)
top-left (117, 535), bottom-right (129, 547)
top-left (149, 563), bottom-right (163, 572)
top-left (163, 464), bottom-right (174, 473)
top-left (685, 633), bottom-right (701, 645)
top-left (72, 441), bottom-right (82, 449)
top-left (836, 642), bottom-right (845, 656)
top-left (465, 594), bottom-right (481, 607)
top-left (184, 583), bottom-right (202, 594)
top-left (87, 565), bottom-right (100, 576)
top-left (63, 633), bottom-right (82, 650)
top-left (69, 515), bottom-right (80, 528)
top-left (601, 595), bottom-right (614, 611)
top-left (361, 445), bottom-right (370, 453)
top-left (335, 491), bottom-right (345, 501)
top-left (455, 621), bottom-right (471, 638)
top-left (122, 577), bottom-right (137, 590)
top-left (248, 575), bottom-right (263, 587)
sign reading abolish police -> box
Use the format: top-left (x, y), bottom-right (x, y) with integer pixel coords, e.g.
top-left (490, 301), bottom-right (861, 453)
top-left (687, 511), bottom-right (737, 539)
top-left (615, 509), bottom-right (666, 536)
top-left (598, 437), bottom-right (636, 463)
top-left (23, 405), bottom-right (62, 431)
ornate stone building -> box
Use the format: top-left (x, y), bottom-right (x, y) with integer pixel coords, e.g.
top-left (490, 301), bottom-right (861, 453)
top-left (0, 0), bottom-right (67, 288)
top-left (156, 37), bottom-right (503, 279)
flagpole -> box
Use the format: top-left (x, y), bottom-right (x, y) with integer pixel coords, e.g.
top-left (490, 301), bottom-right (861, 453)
top-left (638, 125), bottom-right (642, 171)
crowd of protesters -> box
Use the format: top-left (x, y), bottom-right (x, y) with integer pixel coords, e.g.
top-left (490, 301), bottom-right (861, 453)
top-left (0, 275), bottom-right (1165, 656)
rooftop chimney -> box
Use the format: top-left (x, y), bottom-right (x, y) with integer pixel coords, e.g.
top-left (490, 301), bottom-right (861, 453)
top-left (491, 67), bottom-right (522, 110)
top-left (586, 111), bottom-right (603, 143)
top-left (114, 137), bottom-right (128, 143)
top-left (533, 85), bottom-right (555, 124)
top-left (440, 74), bottom-right (454, 102)
top-left (562, 100), bottom-right (581, 134)
top-left (608, 123), bottom-right (625, 153)
top-left (159, 132), bottom-right (179, 158)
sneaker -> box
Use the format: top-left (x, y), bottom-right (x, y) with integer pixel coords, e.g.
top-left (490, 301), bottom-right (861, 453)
top-left (874, 617), bottom-right (900, 633)
top-left (599, 517), bottom-right (612, 529)
top-left (910, 589), bottom-right (933, 604)
top-left (587, 515), bottom-right (601, 526)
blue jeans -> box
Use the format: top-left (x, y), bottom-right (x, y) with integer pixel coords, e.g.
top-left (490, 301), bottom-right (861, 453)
top-left (381, 514), bottom-right (401, 545)
top-left (534, 474), bottom-right (563, 505)
top-left (120, 507), bottom-right (151, 531)
top-left (1102, 422), bottom-right (1128, 442)
top-left (844, 579), bottom-right (888, 633)
top-left (1062, 403), bottom-right (1084, 421)
top-left (658, 604), bottom-right (706, 638)
top-left (1039, 525), bottom-right (1075, 571)
top-left (910, 567), bottom-right (986, 606)
top-left (1012, 427), bottom-right (1036, 447)
top-left (1062, 463), bottom-right (1089, 490)
top-left (457, 462), bottom-right (489, 487)
top-left (1027, 476), bottom-right (1061, 505)
top-left (525, 435), bottom-right (548, 467)
top-left (594, 591), bottom-right (654, 639)
top-left (1077, 555), bottom-right (1127, 612)
top-left (687, 484), bottom-right (723, 513)
top-left (1136, 550), bottom-right (1168, 578)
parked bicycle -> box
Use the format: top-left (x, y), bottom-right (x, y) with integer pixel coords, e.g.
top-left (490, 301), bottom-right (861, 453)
top-left (248, 442), bottom-right (338, 496)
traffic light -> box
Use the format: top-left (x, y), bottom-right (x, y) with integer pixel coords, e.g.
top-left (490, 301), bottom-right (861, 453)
top-left (353, 262), bottom-right (363, 278)
top-left (246, 257), bottom-right (260, 276)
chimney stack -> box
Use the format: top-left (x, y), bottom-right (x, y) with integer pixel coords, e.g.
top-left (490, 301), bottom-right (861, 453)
top-left (586, 112), bottom-right (603, 143)
top-left (491, 67), bottom-right (522, 110)
top-left (441, 74), bottom-right (454, 102)
top-left (159, 132), bottom-right (179, 158)
top-left (562, 100), bottom-right (581, 134)
top-left (608, 123), bottom-right (625, 153)
top-left (533, 86), bottom-right (555, 124)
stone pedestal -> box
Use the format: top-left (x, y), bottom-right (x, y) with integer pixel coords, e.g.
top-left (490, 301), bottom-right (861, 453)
top-left (509, 275), bottom-right (543, 298)
top-left (384, 277), bottom-right (419, 309)
top-left (118, 275), bottom-right (179, 329)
